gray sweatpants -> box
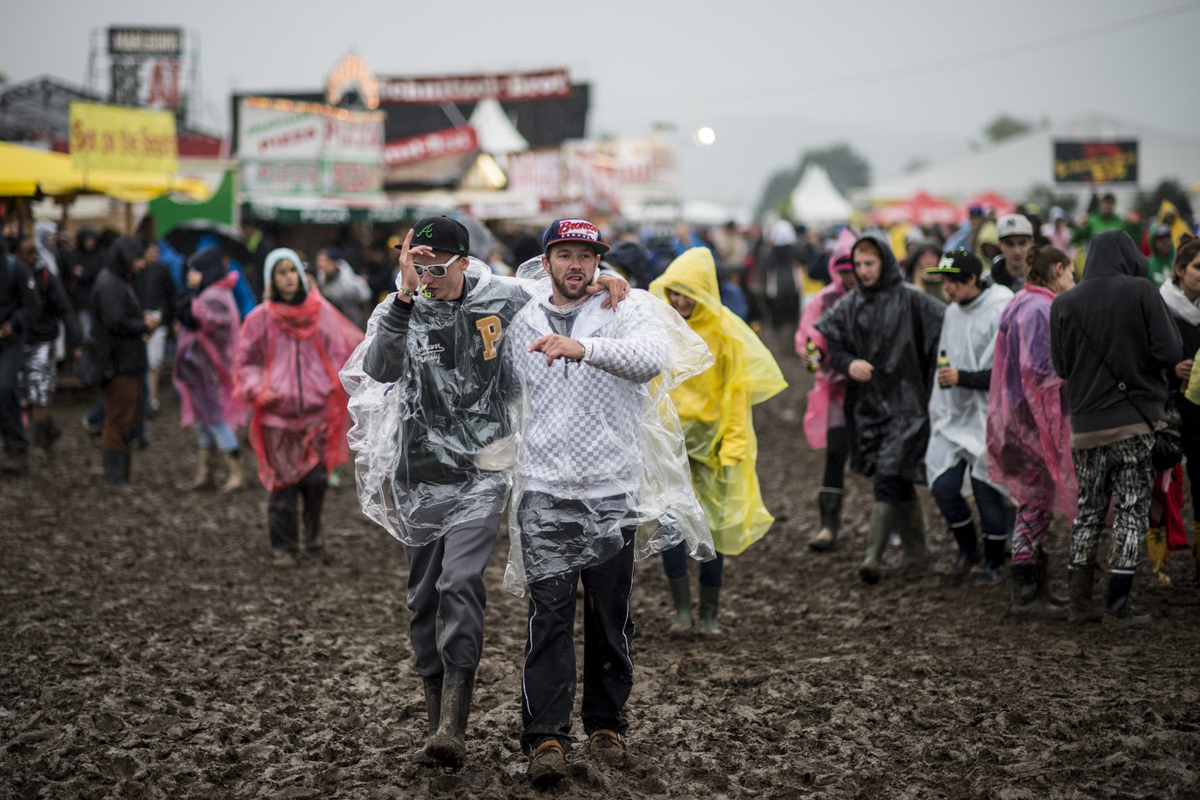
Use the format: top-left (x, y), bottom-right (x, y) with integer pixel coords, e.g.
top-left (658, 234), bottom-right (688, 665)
top-left (402, 500), bottom-right (504, 677)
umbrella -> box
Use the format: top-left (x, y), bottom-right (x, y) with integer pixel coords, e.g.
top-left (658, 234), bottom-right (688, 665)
top-left (869, 191), bottom-right (960, 227)
top-left (164, 220), bottom-right (255, 265)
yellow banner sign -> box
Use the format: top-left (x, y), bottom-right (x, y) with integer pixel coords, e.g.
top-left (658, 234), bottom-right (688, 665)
top-left (69, 102), bottom-right (178, 173)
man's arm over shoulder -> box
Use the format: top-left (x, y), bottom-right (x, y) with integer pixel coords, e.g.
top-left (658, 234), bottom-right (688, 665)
top-left (579, 298), bottom-right (665, 384)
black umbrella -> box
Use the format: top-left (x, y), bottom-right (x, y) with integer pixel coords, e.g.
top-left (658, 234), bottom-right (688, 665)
top-left (165, 220), bottom-right (255, 265)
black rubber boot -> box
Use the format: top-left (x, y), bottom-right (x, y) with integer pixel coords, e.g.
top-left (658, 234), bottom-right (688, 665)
top-left (423, 666), bottom-right (475, 769)
top-left (859, 502), bottom-right (895, 584)
top-left (810, 490), bottom-right (843, 551)
top-left (895, 499), bottom-right (928, 574)
top-left (1009, 563), bottom-right (1066, 618)
top-left (949, 519), bottom-right (981, 577)
top-left (31, 421), bottom-right (49, 452)
top-left (1104, 572), bottom-right (1145, 623)
top-left (1037, 550), bottom-right (1067, 607)
top-left (422, 674), bottom-right (443, 738)
top-left (668, 577), bottom-right (693, 634)
top-left (102, 451), bottom-right (126, 488)
top-left (1068, 564), bottom-right (1102, 624)
top-left (697, 585), bottom-right (721, 636)
top-left (977, 537), bottom-right (1006, 584)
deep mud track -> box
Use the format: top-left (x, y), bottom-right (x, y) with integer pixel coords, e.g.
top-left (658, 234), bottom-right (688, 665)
top-left (3, 345), bottom-right (1199, 799)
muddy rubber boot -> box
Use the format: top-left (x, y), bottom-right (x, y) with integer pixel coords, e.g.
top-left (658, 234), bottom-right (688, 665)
top-left (696, 585), bottom-right (721, 636)
top-left (1068, 564), bottom-right (1102, 624)
top-left (859, 502), bottom-right (895, 584)
top-left (187, 447), bottom-right (214, 491)
top-left (45, 417), bottom-right (62, 448)
top-left (423, 666), bottom-right (474, 769)
top-left (1103, 572), bottom-right (1148, 624)
top-left (1009, 563), bottom-right (1066, 618)
top-left (422, 673), bottom-right (443, 738)
top-left (976, 536), bottom-right (1007, 585)
top-left (101, 451), bottom-right (127, 490)
top-left (1036, 551), bottom-right (1067, 607)
top-left (1145, 527), bottom-right (1171, 585)
top-left (219, 450), bottom-right (244, 493)
top-left (668, 577), bottom-right (693, 635)
top-left (948, 519), bottom-right (981, 577)
top-left (809, 490), bottom-right (843, 551)
top-left (895, 499), bottom-right (928, 575)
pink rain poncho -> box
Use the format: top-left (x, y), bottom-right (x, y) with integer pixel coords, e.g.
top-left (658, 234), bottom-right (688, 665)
top-left (173, 271), bottom-right (247, 429)
top-left (986, 285), bottom-right (1077, 517)
top-left (795, 230), bottom-right (856, 450)
top-left (234, 286), bottom-right (364, 492)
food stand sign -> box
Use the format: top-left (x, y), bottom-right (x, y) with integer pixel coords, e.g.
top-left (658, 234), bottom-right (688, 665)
top-left (69, 102), bottom-right (178, 173)
top-left (1053, 140), bottom-right (1138, 184)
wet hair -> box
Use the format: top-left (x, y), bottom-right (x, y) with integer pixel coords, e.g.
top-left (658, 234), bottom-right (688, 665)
top-left (1026, 245), bottom-right (1069, 289)
top-left (1172, 233), bottom-right (1200, 286)
top-left (852, 238), bottom-right (883, 262)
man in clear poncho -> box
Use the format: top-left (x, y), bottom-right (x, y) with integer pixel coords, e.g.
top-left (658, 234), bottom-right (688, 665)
top-left (503, 219), bottom-right (712, 787)
top-left (338, 217), bottom-right (631, 771)
top-left (648, 247), bottom-right (786, 635)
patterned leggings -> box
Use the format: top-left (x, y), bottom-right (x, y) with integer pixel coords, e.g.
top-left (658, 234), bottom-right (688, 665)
top-left (1012, 505), bottom-right (1055, 565)
top-left (1069, 433), bottom-right (1154, 574)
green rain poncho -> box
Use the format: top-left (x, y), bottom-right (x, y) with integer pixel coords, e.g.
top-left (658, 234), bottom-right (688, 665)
top-left (649, 247), bottom-right (787, 555)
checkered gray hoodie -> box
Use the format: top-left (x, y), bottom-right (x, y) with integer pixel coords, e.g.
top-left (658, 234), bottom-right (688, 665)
top-left (505, 290), bottom-right (666, 498)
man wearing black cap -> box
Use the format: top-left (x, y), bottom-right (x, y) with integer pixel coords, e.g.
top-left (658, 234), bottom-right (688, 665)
top-left (505, 218), bottom-right (670, 787)
top-left (923, 249), bottom-right (1016, 587)
top-left (348, 217), bottom-right (626, 770)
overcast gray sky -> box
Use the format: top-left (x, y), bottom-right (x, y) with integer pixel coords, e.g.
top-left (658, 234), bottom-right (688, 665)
top-left (7, 0), bottom-right (1199, 208)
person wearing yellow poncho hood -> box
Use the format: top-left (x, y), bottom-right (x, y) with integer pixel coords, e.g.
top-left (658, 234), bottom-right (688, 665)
top-left (649, 247), bottom-right (786, 635)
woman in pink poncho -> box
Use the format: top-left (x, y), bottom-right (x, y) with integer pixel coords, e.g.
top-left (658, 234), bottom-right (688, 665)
top-left (986, 245), bottom-right (1077, 613)
top-left (795, 229), bottom-right (857, 551)
top-left (174, 245), bottom-right (247, 492)
top-left (234, 248), bottom-right (364, 567)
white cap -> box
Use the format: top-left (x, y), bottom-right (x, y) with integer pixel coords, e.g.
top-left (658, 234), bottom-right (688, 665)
top-left (996, 214), bottom-right (1033, 239)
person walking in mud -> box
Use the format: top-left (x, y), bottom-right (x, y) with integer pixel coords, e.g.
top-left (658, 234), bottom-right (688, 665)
top-left (649, 246), bottom-right (786, 635)
top-left (234, 248), bottom-right (362, 566)
top-left (922, 249), bottom-right (1013, 582)
top-left (816, 233), bottom-right (945, 583)
top-left (796, 229), bottom-right (856, 551)
top-left (340, 217), bottom-right (629, 771)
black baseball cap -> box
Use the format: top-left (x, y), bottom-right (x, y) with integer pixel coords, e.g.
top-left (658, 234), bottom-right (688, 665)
top-left (542, 218), bottom-right (610, 255)
top-left (925, 247), bottom-right (983, 278)
top-left (398, 216), bottom-right (469, 255)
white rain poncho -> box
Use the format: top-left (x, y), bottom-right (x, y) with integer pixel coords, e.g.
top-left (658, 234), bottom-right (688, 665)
top-left (501, 260), bottom-right (716, 596)
top-left (925, 281), bottom-right (1014, 490)
top-left (339, 258), bottom-right (533, 545)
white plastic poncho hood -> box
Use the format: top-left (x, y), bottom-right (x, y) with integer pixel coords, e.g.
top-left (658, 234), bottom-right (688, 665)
top-left (501, 257), bottom-right (716, 596)
top-left (339, 258), bottom-right (531, 545)
top-left (925, 281), bottom-right (1014, 490)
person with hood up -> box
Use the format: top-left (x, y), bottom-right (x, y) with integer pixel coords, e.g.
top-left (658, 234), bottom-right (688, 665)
top-left (649, 247), bottom-right (786, 635)
top-left (90, 237), bottom-right (161, 487)
top-left (922, 249), bottom-right (1015, 582)
top-left (1157, 200), bottom-right (1191, 249)
top-left (796, 228), bottom-right (858, 551)
top-left (988, 245), bottom-right (1079, 616)
top-left (175, 245), bottom-right (248, 493)
top-left (0, 238), bottom-right (41, 473)
top-left (1050, 230), bottom-right (1182, 621)
top-left (70, 227), bottom-right (107, 341)
top-left (315, 247), bottom-right (373, 330)
top-left (816, 233), bottom-right (945, 583)
top-left (11, 235), bottom-right (81, 456)
top-left (758, 220), bottom-right (801, 342)
top-left (1147, 224), bottom-right (1176, 287)
top-left (234, 248), bottom-right (363, 566)
top-left (1151, 233), bottom-right (1200, 584)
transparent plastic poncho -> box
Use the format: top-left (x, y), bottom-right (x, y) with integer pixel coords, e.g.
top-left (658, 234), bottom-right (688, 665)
top-left (986, 286), bottom-right (1078, 517)
top-left (501, 257), bottom-right (716, 595)
top-left (339, 259), bottom-right (533, 546)
top-left (174, 272), bottom-right (247, 430)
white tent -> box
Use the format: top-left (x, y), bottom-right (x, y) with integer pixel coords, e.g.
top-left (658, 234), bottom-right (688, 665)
top-left (865, 113), bottom-right (1200, 204)
top-left (789, 164), bottom-right (853, 227)
top-left (468, 98), bottom-right (528, 156)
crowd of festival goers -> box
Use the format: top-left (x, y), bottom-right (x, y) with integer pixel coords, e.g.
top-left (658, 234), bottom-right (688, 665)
top-left (1, 193), bottom-right (1198, 783)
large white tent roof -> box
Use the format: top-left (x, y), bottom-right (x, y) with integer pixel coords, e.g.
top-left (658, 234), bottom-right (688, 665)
top-left (468, 98), bottom-right (528, 156)
top-left (789, 163), bottom-right (853, 226)
top-left (866, 114), bottom-right (1200, 202)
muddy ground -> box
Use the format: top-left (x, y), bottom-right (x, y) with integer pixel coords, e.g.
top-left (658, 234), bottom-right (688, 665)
top-left (3, 345), bottom-right (1199, 800)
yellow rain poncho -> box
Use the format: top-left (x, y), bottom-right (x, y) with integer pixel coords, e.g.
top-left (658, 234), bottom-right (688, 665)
top-left (1159, 200), bottom-right (1190, 248)
top-left (649, 247), bottom-right (787, 555)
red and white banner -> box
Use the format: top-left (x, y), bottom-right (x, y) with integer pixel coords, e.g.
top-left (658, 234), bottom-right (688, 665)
top-left (384, 126), bottom-right (478, 167)
top-left (377, 69), bottom-right (571, 105)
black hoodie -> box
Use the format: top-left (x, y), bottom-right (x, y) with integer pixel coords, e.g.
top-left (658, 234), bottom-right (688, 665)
top-left (91, 237), bottom-right (150, 377)
top-left (1050, 230), bottom-right (1181, 434)
top-left (1, 240), bottom-right (41, 351)
top-left (815, 233), bottom-right (946, 482)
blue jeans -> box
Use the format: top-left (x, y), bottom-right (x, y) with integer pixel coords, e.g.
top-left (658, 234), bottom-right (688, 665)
top-left (661, 540), bottom-right (725, 588)
top-left (197, 422), bottom-right (238, 452)
top-left (930, 459), bottom-right (1008, 541)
